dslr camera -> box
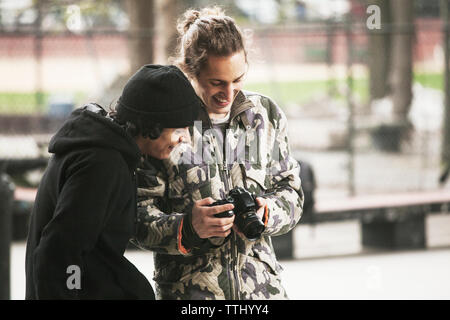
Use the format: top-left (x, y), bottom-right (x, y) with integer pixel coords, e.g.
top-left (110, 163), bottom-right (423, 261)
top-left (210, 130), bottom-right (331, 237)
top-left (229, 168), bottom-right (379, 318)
top-left (210, 187), bottom-right (265, 241)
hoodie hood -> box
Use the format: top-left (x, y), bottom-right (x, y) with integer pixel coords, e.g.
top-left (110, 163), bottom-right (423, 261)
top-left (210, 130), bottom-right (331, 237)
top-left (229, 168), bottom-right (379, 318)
top-left (48, 105), bottom-right (141, 169)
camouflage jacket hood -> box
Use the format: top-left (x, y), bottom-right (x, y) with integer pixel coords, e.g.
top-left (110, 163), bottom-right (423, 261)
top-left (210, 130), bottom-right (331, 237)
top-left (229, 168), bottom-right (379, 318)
top-left (134, 90), bottom-right (304, 300)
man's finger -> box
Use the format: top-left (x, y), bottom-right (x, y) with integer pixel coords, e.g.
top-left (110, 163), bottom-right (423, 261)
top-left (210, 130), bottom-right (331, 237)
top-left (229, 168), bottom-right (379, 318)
top-left (210, 223), bottom-right (234, 232)
top-left (208, 216), bottom-right (234, 226)
top-left (195, 197), bottom-right (215, 206)
top-left (204, 203), bottom-right (234, 216)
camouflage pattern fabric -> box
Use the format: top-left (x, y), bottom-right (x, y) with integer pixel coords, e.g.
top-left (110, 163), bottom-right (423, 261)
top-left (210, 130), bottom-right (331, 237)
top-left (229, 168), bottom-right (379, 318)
top-left (133, 91), bottom-right (304, 300)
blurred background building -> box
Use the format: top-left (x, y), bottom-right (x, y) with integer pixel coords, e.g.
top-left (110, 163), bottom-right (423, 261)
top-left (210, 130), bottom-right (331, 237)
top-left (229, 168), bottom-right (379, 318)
top-left (1, 0), bottom-right (449, 300)
top-left (0, 0), bottom-right (448, 197)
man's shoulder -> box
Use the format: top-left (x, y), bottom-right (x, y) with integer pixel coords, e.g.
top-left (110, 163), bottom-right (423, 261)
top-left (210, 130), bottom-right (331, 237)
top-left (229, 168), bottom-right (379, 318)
top-left (86, 147), bottom-right (124, 163)
top-left (65, 147), bottom-right (128, 173)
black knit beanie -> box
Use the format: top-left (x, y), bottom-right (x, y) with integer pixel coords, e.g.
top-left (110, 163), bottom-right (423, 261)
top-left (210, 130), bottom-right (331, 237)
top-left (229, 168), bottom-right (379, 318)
top-left (116, 64), bottom-right (200, 129)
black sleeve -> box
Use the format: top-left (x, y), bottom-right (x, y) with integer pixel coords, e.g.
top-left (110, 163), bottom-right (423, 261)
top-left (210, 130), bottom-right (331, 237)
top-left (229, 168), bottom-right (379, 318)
top-left (32, 150), bottom-right (127, 299)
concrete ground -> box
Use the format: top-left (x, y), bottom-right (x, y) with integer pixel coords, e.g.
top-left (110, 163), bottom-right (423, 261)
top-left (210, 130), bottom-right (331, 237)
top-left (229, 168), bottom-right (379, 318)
top-left (281, 247), bottom-right (450, 300)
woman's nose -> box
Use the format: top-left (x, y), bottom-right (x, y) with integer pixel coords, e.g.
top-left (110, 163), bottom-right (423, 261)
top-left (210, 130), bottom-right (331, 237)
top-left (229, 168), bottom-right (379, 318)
top-left (223, 84), bottom-right (234, 99)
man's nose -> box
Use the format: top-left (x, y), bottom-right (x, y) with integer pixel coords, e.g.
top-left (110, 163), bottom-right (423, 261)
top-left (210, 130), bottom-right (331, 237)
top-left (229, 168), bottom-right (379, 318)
top-left (178, 128), bottom-right (190, 143)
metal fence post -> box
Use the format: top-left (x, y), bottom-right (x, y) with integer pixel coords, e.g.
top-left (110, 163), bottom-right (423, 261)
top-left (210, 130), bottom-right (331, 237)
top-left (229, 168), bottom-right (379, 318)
top-left (346, 13), bottom-right (356, 197)
top-left (0, 172), bottom-right (14, 300)
top-left (441, 0), bottom-right (450, 184)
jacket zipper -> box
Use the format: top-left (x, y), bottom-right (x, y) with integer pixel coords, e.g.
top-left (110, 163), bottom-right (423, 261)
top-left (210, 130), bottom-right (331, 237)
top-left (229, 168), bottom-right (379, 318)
top-left (210, 134), bottom-right (233, 299)
top-left (205, 101), bottom-right (252, 300)
top-left (211, 125), bottom-right (242, 300)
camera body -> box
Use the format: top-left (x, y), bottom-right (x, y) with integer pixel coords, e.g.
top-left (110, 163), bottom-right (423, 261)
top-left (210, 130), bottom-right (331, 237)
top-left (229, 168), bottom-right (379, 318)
top-left (210, 187), bottom-right (265, 241)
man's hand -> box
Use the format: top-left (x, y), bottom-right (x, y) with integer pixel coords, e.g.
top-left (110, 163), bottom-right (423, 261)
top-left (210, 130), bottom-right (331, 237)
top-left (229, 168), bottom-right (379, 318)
top-left (191, 197), bottom-right (235, 238)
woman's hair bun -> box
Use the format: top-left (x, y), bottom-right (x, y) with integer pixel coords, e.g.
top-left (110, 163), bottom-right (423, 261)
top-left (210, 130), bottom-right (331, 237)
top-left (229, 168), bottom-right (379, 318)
top-left (177, 9), bottom-right (201, 35)
top-left (173, 6), bottom-right (246, 78)
top-left (177, 6), bottom-right (225, 35)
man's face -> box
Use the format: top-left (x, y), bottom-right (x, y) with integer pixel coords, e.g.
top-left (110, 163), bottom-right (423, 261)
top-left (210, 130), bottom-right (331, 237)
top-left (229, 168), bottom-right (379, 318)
top-left (138, 127), bottom-right (189, 160)
top-left (191, 50), bottom-right (247, 120)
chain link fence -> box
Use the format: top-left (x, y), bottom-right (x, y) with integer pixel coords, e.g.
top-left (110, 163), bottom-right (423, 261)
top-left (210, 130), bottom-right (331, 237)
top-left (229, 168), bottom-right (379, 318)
top-left (0, 0), bottom-right (447, 201)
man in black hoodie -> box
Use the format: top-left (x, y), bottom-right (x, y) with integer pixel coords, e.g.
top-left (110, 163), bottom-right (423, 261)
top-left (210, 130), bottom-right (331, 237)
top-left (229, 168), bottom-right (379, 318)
top-left (25, 65), bottom-right (201, 299)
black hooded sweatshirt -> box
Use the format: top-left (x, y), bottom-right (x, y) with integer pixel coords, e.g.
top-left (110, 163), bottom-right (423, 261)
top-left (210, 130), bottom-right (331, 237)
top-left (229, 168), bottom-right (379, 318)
top-left (25, 104), bottom-right (155, 300)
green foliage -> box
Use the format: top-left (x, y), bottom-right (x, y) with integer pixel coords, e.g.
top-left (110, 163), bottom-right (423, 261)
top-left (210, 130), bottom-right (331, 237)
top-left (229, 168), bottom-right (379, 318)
top-left (413, 72), bottom-right (443, 90)
top-left (0, 91), bottom-right (86, 114)
top-left (244, 72), bottom-right (443, 110)
top-left (244, 77), bottom-right (370, 107)
top-left (0, 73), bottom-right (442, 115)
top-left (0, 92), bottom-right (48, 114)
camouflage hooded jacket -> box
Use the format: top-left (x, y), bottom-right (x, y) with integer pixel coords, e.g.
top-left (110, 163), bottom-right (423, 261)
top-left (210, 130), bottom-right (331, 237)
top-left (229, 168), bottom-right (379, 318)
top-left (134, 91), bottom-right (304, 300)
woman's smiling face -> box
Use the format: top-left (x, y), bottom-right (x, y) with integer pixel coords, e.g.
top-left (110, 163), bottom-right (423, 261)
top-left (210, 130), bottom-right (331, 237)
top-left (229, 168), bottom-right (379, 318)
top-left (191, 50), bottom-right (247, 120)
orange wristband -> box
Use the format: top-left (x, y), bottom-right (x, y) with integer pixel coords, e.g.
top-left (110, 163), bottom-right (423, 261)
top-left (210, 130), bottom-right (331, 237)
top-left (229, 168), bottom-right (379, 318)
top-left (178, 217), bottom-right (191, 255)
top-left (263, 204), bottom-right (269, 227)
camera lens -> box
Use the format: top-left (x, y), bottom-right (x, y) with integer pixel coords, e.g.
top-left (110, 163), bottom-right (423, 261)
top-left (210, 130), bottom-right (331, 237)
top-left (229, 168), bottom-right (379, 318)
top-left (236, 210), bottom-right (265, 241)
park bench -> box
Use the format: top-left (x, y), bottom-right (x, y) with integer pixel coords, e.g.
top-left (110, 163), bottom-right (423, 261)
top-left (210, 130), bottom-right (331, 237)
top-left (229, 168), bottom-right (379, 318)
top-left (0, 158), bottom-right (48, 240)
top-left (272, 190), bottom-right (450, 259)
top-left (9, 172), bottom-right (450, 260)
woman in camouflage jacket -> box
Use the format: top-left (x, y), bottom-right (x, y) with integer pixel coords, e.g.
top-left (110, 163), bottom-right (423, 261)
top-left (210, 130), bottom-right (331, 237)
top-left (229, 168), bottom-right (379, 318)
top-left (134, 7), bottom-right (304, 300)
